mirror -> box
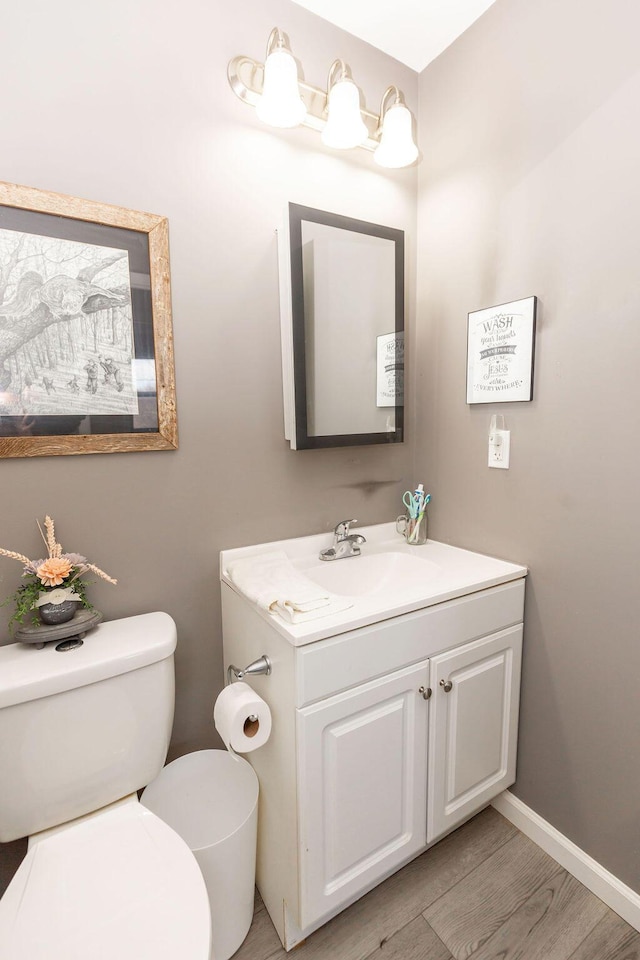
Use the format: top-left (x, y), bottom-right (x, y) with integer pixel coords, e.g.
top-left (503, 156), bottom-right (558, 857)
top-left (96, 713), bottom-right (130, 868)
top-left (278, 203), bottom-right (404, 449)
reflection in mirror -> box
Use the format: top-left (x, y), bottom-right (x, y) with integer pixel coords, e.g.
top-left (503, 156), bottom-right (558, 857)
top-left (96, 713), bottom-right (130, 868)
top-left (279, 204), bottom-right (404, 449)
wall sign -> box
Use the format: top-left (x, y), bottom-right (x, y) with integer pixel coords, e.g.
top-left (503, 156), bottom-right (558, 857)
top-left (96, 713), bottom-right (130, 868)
top-left (376, 332), bottom-right (404, 407)
top-left (466, 296), bottom-right (537, 404)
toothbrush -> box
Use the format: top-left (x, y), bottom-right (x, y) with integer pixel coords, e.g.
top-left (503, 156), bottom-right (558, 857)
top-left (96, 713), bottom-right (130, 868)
top-left (409, 512), bottom-right (424, 543)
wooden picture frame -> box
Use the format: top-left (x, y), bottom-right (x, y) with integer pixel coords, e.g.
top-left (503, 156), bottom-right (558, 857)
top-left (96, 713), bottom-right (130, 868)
top-left (0, 181), bottom-right (177, 457)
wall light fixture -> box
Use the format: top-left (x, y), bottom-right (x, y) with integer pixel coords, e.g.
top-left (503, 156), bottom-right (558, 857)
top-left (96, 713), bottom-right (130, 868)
top-left (228, 27), bottom-right (419, 169)
top-left (255, 28), bottom-right (307, 129)
top-left (374, 86), bottom-right (419, 169)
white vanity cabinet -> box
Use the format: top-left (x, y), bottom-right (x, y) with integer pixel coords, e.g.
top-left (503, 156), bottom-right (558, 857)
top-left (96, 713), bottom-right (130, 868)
top-left (426, 624), bottom-right (523, 843)
top-left (298, 660), bottom-right (430, 925)
top-left (220, 529), bottom-right (526, 951)
top-left (296, 623), bottom-right (522, 931)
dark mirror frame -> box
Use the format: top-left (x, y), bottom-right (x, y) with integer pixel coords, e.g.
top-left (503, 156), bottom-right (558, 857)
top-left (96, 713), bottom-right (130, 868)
top-left (288, 203), bottom-right (405, 450)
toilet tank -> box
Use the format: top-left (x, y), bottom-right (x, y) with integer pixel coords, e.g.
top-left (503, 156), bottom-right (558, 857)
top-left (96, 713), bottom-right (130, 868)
top-left (0, 612), bottom-right (177, 842)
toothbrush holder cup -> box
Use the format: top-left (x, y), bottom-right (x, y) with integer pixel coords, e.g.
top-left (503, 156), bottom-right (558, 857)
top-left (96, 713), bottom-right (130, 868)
top-left (396, 512), bottom-right (428, 546)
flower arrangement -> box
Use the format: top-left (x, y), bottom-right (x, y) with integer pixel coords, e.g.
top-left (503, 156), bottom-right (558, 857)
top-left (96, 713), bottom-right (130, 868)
top-left (0, 515), bottom-right (117, 631)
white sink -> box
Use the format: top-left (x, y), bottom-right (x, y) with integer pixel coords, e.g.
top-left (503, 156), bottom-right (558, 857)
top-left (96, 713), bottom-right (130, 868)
top-left (299, 551), bottom-right (442, 599)
top-left (220, 522), bottom-right (528, 645)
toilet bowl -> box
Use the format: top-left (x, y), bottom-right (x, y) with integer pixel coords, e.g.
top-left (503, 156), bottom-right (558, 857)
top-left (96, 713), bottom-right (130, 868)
top-left (0, 613), bottom-right (212, 959)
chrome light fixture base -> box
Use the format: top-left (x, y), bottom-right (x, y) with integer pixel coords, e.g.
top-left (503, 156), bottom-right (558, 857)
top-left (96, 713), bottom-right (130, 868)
top-left (228, 54), bottom-right (382, 152)
top-left (227, 28), bottom-right (419, 166)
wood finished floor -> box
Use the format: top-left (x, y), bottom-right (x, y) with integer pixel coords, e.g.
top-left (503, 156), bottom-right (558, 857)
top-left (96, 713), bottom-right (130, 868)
top-left (1, 807), bottom-right (639, 959)
top-left (233, 808), bottom-right (640, 960)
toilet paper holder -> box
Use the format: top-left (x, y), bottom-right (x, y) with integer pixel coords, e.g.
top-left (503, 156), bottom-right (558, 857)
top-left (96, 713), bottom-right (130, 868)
top-left (226, 655), bottom-right (272, 686)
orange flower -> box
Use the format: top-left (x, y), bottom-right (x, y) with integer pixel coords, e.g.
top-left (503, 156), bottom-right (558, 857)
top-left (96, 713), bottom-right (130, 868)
top-left (37, 557), bottom-right (73, 587)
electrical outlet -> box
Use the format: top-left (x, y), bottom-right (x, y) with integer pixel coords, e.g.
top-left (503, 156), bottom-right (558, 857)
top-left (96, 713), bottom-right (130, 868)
top-left (488, 429), bottom-right (510, 469)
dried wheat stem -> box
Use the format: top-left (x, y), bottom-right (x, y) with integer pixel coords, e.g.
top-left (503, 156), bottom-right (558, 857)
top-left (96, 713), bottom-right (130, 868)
top-left (0, 547), bottom-right (32, 565)
top-left (85, 563), bottom-right (118, 585)
top-left (36, 519), bottom-right (50, 554)
top-left (44, 516), bottom-right (58, 557)
top-left (70, 562), bottom-right (117, 585)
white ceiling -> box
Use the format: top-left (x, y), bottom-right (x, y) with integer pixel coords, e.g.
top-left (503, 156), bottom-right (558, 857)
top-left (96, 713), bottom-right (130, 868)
top-left (291, 0), bottom-right (497, 72)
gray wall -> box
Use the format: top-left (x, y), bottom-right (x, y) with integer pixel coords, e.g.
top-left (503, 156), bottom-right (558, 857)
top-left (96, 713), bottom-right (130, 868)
top-left (0, 0), bottom-right (417, 757)
top-left (417, 0), bottom-right (640, 891)
top-left (3, 0), bottom-right (638, 905)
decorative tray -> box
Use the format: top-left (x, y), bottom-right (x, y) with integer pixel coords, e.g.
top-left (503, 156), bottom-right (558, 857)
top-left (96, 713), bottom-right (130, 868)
top-left (13, 610), bottom-right (103, 650)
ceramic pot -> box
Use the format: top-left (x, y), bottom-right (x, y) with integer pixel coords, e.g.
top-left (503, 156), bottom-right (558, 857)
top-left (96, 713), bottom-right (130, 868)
top-left (36, 587), bottom-right (80, 625)
top-left (38, 599), bottom-right (78, 625)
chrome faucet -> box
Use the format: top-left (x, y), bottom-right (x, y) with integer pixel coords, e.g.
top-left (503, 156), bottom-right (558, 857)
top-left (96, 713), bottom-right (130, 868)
top-left (319, 519), bottom-right (366, 561)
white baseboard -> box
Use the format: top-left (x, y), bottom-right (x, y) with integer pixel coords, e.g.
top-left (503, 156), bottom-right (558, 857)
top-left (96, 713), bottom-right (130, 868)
top-left (492, 790), bottom-right (640, 932)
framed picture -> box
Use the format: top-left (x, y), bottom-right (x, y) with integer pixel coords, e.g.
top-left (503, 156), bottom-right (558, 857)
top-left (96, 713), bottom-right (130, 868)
top-left (0, 181), bottom-right (177, 457)
top-left (466, 296), bottom-right (537, 404)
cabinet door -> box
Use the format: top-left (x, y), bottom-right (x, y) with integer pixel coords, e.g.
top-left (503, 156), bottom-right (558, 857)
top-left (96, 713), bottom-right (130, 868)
top-left (427, 624), bottom-right (522, 843)
top-left (297, 661), bottom-right (429, 927)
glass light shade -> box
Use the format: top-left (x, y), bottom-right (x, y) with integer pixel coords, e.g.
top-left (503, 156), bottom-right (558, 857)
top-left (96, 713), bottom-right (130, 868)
top-left (321, 79), bottom-right (368, 149)
top-left (256, 48), bottom-right (306, 128)
top-left (374, 102), bottom-right (419, 169)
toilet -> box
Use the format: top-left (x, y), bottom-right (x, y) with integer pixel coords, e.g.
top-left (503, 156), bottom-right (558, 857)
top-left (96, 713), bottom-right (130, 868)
top-left (0, 612), bottom-right (212, 960)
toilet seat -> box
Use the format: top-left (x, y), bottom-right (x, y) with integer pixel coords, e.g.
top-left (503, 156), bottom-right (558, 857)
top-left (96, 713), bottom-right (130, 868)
top-left (0, 796), bottom-right (211, 960)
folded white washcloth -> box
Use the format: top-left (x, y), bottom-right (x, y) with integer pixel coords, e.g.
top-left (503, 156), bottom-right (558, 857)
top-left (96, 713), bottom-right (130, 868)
top-left (271, 595), bottom-right (353, 623)
top-left (225, 550), bottom-right (352, 623)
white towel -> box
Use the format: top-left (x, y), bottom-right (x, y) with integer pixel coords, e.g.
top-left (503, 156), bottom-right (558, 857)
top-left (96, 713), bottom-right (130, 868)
top-left (225, 551), bottom-right (352, 623)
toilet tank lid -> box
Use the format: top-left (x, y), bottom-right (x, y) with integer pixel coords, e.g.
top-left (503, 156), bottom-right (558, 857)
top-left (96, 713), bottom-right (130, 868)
top-left (0, 612), bottom-right (177, 709)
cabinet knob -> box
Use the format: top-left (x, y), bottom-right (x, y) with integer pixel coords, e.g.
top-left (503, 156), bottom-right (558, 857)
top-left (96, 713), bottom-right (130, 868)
top-left (418, 686), bottom-right (432, 700)
top-left (439, 679), bottom-right (453, 693)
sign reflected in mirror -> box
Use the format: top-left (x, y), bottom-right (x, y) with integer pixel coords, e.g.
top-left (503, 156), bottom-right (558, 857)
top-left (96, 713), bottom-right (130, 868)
top-left (278, 203), bottom-right (404, 449)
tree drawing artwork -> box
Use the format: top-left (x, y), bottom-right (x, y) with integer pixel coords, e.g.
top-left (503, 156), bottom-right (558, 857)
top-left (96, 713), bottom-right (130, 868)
top-left (0, 228), bottom-right (139, 418)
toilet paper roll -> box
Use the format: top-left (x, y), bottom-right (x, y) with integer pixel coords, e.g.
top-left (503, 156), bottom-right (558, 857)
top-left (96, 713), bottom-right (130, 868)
top-left (214, 681), bottom-right (272, 753)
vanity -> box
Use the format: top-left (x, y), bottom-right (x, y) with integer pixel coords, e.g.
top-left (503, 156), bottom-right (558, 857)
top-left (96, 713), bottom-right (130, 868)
top-left (219, 523), bottom-right (527, 950)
